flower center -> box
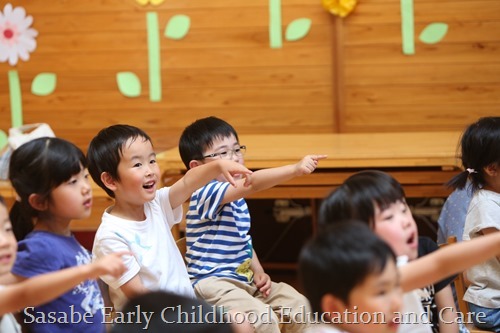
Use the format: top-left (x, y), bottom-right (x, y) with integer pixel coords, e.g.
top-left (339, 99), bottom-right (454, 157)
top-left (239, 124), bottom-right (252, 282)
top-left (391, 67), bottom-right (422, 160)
top-left (3, 29), bottom-right (13, 39)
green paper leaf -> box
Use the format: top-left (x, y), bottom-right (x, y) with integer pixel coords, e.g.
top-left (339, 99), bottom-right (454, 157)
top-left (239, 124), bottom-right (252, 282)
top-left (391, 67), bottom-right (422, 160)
top-left (164, 15), bottom-right (191, 40)
top-left (285, 18), bottom-right (311, 42)
top-left (0, 131), bottom-right (7, 151)
top-left (400, 0), bottom-right (415, 55)
top-left (8, 70), bottom-right (23, 128)
top-left (31, 73), bottom-right (57, 96)
top-left (116, 72), bottom-right (142, 98)
top-left (147, 12), bottom-right (162, 102)
top-left (269, 0), bottom-right (282, 48)
top-left (419, 23), bottom-right (448, 44)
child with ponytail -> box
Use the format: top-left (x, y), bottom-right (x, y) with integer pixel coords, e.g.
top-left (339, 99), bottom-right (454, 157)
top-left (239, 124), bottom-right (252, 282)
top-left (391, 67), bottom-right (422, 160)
top-left (447, 116), bottom-right (500, 332)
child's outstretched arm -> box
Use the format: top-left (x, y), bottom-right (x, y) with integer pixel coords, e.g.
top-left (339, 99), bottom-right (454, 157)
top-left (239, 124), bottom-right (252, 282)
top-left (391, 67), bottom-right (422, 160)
top-left (221, 154), bottom-right (327, 204)
top-left (0, 252), bottom-right (127, 316)
top-left (400, 231), bottom-right (500, 292)
top-left (169, 159), bottom-right (253, 208)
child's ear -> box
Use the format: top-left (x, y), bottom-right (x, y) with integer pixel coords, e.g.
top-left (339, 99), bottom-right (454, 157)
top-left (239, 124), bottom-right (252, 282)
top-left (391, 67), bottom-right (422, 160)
top-left (484, 163), bottom-right (499, 176)
top-left (101, 172), bottom-right (117, 191)
top-left (189, 160), bottom-right (203, 169)
top-left (28, 193), bottom-right (48, 211)
top-left (321, 294), bottom-right (346, 316)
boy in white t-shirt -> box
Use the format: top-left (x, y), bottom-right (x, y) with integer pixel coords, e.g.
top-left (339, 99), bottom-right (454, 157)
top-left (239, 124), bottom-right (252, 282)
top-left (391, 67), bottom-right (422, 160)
top-left (87, 124), bottom-right (252, 310)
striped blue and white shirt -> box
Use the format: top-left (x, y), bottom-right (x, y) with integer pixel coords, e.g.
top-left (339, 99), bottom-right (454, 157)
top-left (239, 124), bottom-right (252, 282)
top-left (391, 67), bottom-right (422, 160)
top-left (186, 180), bottom-right (253, 285)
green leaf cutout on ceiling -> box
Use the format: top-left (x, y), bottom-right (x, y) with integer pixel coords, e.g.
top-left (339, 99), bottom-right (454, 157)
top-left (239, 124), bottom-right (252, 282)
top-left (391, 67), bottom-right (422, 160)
top-left (419, 23), bottom-right (448, 44)
top-left (116, 72), bottom-right (142, 98)
top-left (31, 73), bottom-right (57, 96)
top-left (285, 18), bottom-right (311, 42)
top-left (165, 15), bottom-right (191, 40)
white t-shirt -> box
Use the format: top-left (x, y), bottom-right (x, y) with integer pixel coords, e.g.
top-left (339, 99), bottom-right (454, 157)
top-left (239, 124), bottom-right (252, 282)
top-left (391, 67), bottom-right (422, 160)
top-left (92, 187), bottom-right (195, 310)
top-left (463, 189), bottom-right (500, 308)
top-left (397, 256), bottom-right (433, 333)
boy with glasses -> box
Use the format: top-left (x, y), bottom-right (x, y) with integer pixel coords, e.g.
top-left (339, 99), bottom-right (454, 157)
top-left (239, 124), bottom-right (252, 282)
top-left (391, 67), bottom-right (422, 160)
top-left (178, 116), bottom-right (326, 333)
top-left (87, 124), bottom-right (253, 312)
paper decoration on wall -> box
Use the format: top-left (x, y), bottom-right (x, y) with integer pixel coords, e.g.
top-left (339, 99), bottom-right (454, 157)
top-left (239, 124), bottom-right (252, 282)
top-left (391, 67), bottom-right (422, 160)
top-left (147, 12), bottom-right (162, 102)
top-left (0, 131), bottom-right (7, 151)
top-left (0, 5), bottom-right (58, 150)
top-left (117, 72), bottom-right (142, 97)
top-left (269, 0), bottom-right (283, 48)
top-left (136, 0), bottom-right (165, 6)
top-left (400, 0), bottom-right (415, 55)
top-left (117, 10), bottom-right (193, 101)
top-left (164, 15), bottom-right (190, 40)
top-left (400, 0), bottom-right (448, 55)
top-left (269, 0), bottom-right (313, 48)
top-left (419, 23), bottom-right (448, 44)
top-left (322, 0), bottom-right (357, 18)
top-left (285, 18), bottom-right (311, 42)
top-left (31, 73), bottom-right (57, 96)
top-left (8, 70), bottom-right (23, 127)
top-left (0, 3), bottom-right (38, 66)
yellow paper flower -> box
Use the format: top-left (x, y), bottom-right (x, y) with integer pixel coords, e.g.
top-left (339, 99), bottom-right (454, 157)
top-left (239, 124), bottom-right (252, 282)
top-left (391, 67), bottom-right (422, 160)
top-left (322, 0), bottom-right (357, 18)
top-left (136, 0), bottom-right (165, 6)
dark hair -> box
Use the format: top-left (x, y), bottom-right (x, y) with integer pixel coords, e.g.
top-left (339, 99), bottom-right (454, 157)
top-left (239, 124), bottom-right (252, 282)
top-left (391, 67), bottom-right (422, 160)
top-left (299, 221), bottom-right (397, 313)
top-left (87, 124), bottom-right (152, 198)
top-left (110, 290), bottom-right (234, 333)
top-left (178, 116), bottom-right (239, 169)
top-left (319, 170), bottom-right (406, 229)
top-left (447, 117), bottom-right (500, 193)
top-left (8, 137), bottom-right (86, 240)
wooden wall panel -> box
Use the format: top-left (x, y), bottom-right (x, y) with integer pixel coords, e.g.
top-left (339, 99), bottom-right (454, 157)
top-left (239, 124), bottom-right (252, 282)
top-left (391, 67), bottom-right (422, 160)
top-left (0, 0), bottom-right (335, 153)
top-left (340, 0), bottom-right (500, 132)
top-left (0, 0), bottom-right (499, 154)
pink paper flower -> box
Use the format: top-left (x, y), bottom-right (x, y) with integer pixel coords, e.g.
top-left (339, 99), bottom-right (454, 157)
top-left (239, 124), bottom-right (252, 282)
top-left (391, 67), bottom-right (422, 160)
top-left (0, 3), bottom-right (38, 66)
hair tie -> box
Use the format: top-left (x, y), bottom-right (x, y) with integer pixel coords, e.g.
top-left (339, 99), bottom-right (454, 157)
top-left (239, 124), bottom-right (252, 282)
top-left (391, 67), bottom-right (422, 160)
top-left (466, 168), bottom-right (477, 174)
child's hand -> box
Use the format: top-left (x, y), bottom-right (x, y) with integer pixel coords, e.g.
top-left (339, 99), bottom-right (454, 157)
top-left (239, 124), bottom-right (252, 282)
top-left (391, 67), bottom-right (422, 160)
top-left (93, 252), bottom-right (129, 278)
top-left (253, 272), bottom-right (272, 298)
top-left (294, 155), bottom-right (327, 176)
top-left (217, 160), bottom-right (253, 187)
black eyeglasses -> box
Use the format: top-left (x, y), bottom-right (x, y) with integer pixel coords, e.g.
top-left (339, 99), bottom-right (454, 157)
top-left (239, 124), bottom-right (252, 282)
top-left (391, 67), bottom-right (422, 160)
top-left (203, 145), bottom-right (246, 160)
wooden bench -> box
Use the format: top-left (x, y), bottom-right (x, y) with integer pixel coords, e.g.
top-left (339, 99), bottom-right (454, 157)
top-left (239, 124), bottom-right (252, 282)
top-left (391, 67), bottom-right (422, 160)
top-left (157, 131), bottom-right (463, 269)
top-left (158, 131), bottom-right (463, 199)
top-left (0, 131), bottom-right (462, 235)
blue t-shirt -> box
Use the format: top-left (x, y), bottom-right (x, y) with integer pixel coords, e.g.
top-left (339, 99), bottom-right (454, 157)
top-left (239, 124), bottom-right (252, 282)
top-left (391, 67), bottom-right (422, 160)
top-left (12, 231), bottom-right (105, 333)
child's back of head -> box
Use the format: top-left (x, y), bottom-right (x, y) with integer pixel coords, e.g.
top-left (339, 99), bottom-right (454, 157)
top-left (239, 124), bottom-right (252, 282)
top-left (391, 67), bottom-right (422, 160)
top-left (87, 124), bottom-right (152, 198)
top-left (448, 116), bottom-right (500, 193)
top-left (8, 137), bottom-right (86, 240)
top-left (178, 116), bottom-right (239, 169)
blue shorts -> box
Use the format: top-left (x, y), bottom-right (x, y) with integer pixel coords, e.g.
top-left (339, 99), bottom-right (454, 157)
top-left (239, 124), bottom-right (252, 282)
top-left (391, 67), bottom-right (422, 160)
top-left (468, 302), bottom-right (500, 332)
